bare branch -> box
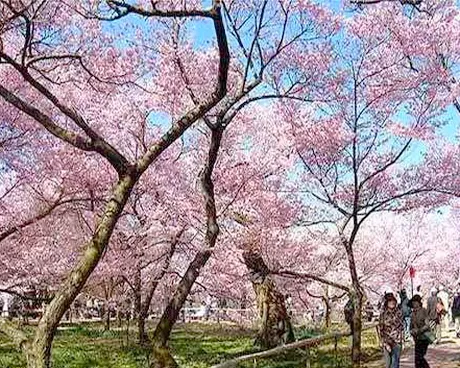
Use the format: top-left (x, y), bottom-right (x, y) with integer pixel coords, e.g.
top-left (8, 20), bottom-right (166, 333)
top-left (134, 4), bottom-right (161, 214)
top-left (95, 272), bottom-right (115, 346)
top-left (275, 270), bottom-right (350, 292)
top-left (0, 197), bottom-right (93, 243)
top-left (106, 0), bottom-right (215, 19)
top-left (0, 52), bottom-right (131, 175)
top-left (0, 85), bottom-right (93, 151)
top-left (350, 0), bottom-right (421, 5)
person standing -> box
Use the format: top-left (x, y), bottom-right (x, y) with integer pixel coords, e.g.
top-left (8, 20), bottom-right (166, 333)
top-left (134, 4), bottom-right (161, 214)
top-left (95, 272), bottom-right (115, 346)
top-left (426, 288), bottom-right (441, 343)
top-left (415, 285), bottom-right (424, 299)
top-left (400, 289), bottom-right (411, 341)
top-left (344, 298), bottom-right (354, 334)
top-left (437, 286), bottom-right (450, 335)
top-left (452, 289), bottom-right (460, 338)
top-left (410, 295), bottom-right (432, 368)
top-left (379, 292), bottom-right (403, 368)
top-left (365, 301), bottom-right (375, 322)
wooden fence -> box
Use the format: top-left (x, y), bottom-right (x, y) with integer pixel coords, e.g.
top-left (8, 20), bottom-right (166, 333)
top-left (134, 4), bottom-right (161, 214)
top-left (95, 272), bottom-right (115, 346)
top-left (211, 323), bottom-right (379, 368)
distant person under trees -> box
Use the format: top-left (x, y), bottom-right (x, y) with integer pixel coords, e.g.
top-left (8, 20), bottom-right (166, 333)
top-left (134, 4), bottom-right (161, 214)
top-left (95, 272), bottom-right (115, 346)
top-left (437, 286), bottom-right (449, 338)
top-left (427, 288), bottom-right (445, 344)
top-left (452, 289), bottom-right (460, 338)
top-left (399, 289), bottom-right (412, 341)
top-left (344, 298), bottom-right (354, 333)
top-left (365, 301), bottom-right (374, 322)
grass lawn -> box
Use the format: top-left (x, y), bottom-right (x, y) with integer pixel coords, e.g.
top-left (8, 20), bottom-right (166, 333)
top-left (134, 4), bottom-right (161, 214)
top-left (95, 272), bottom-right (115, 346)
top-left (0, 322), bottom-right (382, 368)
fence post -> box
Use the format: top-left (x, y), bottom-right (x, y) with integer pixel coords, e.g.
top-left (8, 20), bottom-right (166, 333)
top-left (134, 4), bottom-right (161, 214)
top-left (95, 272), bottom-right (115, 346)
top-left (305, 347), bottom-right (311, 368)
top-left (334, 335), bottom-right (339, 368)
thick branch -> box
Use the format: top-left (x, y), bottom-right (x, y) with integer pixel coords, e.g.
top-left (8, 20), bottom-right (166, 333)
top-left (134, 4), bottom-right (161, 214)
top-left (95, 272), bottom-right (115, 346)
top-left (350, 0), bottom-right (421, 5)
top-left (0, 197), bottom-right (92, 243)
top-left (0, 85), bottom-right (92, 151)
top-left (0, 52), bottom-right (130, 175)
top-left (107, 0), bottom-right (214, 18)
top-left (275, 270), bottom-right (350, 292)
top-left (136, 1), bottom-right (229, 174)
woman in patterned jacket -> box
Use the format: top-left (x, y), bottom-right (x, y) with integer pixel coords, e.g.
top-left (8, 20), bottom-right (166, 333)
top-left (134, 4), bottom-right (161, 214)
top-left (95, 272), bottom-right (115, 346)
top-left (379, 292), bottom-right (403, 368)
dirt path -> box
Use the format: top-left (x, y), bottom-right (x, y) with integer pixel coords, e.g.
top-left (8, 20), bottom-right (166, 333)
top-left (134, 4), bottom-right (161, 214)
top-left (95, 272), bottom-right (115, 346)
top-left (366, 332), bottom-right (460, 368)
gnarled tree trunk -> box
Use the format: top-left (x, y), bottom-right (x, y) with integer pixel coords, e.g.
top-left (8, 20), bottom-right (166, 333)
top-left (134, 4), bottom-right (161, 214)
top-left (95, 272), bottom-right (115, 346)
top-left (149, 127), bottom-right (223, 368)
top-left (243, 249), bottom-right (294, 349)
top-left (27, 174), bottom-right (136, 368)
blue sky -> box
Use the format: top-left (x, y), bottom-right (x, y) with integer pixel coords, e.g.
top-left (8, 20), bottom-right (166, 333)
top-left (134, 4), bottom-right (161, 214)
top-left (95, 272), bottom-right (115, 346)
top-left (101, 0), bottom-right (460, 148)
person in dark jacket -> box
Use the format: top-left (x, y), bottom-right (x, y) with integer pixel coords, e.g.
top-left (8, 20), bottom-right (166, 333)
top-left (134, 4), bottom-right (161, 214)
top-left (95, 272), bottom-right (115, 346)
top-left (452, 289), bottom-right (460, 338)
top-left (410, 295), bottom-right (431, 368)
top-left (344, 298), bottom-right (354, 333)
top-left (399, 289), bottom-right (411, 341)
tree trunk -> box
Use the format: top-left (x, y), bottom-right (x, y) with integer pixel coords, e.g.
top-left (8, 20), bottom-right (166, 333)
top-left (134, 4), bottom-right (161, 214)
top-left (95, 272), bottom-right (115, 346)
top-left (133, 265), bottom-right (145, 344)
top-left (138, 312), bottom-right (148, 346)
top-left (104, 305), bottom-right (111, 332)
top-left (150, 249), bottom-right (213, 366)
top-left (138, 234), bottom-right (180, 346)
top-left (26, 174), bottom-right (136, 368)
top-left (243, 249), bottom-right (295, 349)
top-left (137, 275), bottom-right (149, 347)
top-left (149, 127), bottom-right (223, 368)
top-left (324, 298), bottom-right (331, 329)
top-left (344, 239), bottom-right (364, 368)
top-left (351, 294), bottom-right (363, 366)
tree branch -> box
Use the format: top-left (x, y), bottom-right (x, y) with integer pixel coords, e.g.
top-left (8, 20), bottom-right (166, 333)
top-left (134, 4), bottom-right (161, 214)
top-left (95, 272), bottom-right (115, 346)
top-left (275, 270), bottom-right (350, 292)
top-left (136, 0), bottom-right (229, 174)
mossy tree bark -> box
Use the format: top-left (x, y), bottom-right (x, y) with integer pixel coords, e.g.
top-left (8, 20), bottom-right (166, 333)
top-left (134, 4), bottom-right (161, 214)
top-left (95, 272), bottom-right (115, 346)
top-left (243, 249), bottom-right (295, 349)
top-left (343, 237), bottom-right (365, 368)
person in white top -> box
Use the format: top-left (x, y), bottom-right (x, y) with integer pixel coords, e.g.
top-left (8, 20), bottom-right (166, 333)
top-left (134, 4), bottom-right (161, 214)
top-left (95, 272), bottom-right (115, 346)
top-left (437, 285), bottom-right (450, 336)
top-left (1, 293), bottom-right (10, 317)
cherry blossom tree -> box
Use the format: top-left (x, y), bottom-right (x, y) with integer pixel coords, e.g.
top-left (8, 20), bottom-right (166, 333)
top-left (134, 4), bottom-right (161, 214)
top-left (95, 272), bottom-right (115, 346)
top-left (0, 1), bottom-right (230, 367)
top-left (105, 2), bottom-right (339, 364)
top-left (278, 8), bottom-right (458, 363)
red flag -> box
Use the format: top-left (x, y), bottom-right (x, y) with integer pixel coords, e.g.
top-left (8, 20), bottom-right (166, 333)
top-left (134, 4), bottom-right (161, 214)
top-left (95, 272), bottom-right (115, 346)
top-left (409, 266), bottom-right (416, 279)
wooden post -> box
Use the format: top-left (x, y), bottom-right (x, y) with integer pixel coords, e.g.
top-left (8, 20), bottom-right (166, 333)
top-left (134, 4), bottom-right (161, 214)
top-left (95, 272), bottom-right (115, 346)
top-left (334, 335), bottom-right (339, 368)
top-left (305, 348), bottom-right (311, 368)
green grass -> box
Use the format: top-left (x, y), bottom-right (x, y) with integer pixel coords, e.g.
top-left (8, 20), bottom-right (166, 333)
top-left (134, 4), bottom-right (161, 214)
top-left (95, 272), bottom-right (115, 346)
top-left (0, 322), bottom-right (381, 368)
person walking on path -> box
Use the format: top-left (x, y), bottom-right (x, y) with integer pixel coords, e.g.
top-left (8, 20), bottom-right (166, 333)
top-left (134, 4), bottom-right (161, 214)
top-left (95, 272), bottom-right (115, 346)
top-left (437, 286), bottom-right (449, 335)
top-left (379, 292), bottom-right (403, 368)
top-left (400, 289), bottom-right (411, 341)
top-left (452, 289), bottom-right (460, 338)
top-left (410, 294), bottom-right (432, 368)
top-left (426, 288), bottom-right (441, 343)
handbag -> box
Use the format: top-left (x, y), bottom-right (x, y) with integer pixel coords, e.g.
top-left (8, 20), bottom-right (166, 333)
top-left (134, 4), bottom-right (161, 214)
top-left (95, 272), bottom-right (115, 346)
top-left (422, 330), bottom-right (436, 344)
top-left (423, 320), bottom-right (437, 344)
